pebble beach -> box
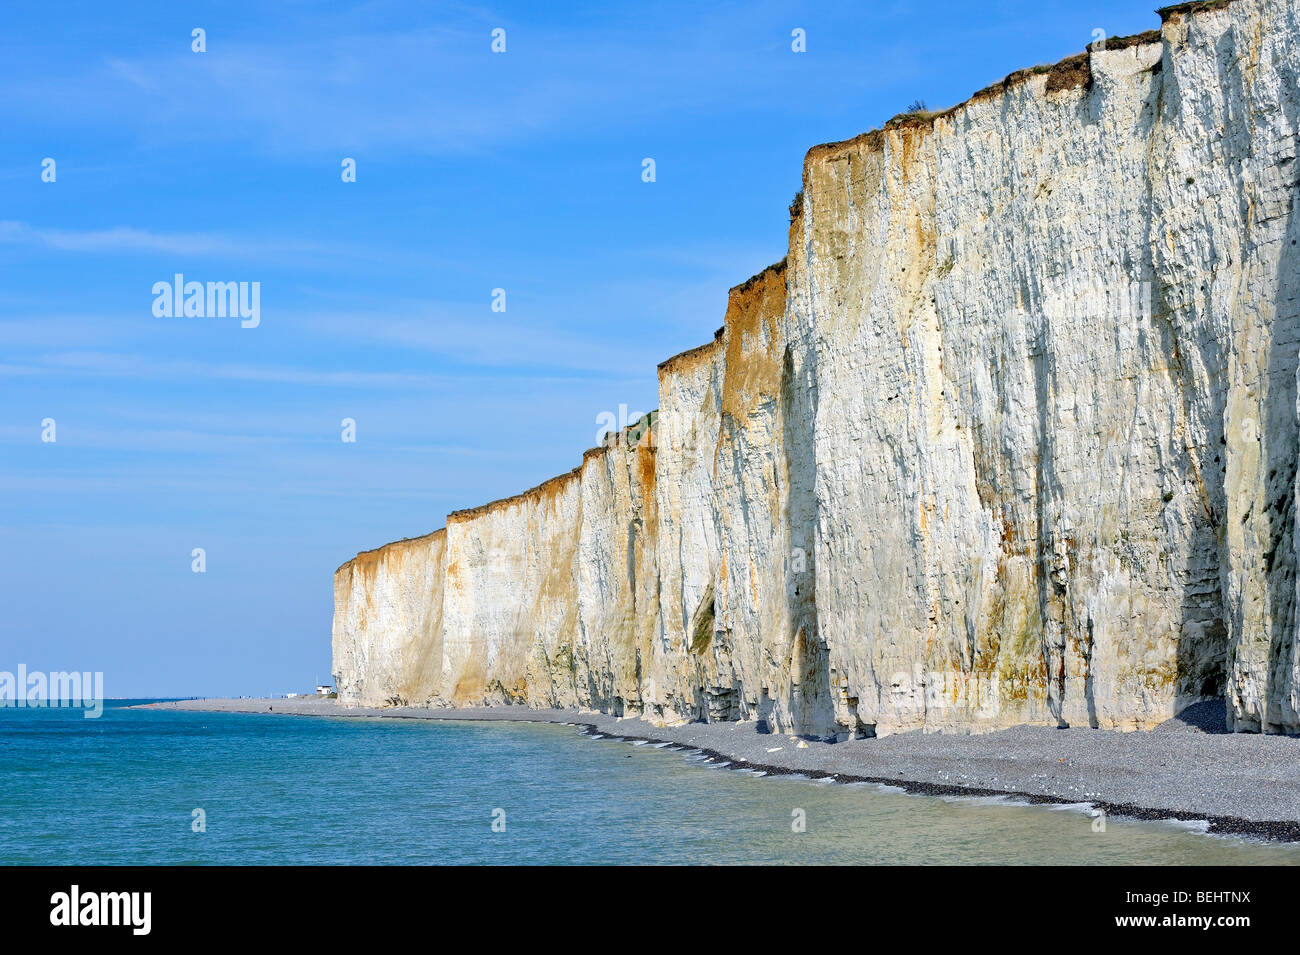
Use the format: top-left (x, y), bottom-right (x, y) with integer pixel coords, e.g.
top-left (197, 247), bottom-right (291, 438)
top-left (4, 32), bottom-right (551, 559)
top-left (138, 697), bottom-right (1300, 841)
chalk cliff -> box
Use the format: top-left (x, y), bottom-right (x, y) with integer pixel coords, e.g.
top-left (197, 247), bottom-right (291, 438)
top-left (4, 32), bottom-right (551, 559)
top-left (333, 0), bottom-right (1300, 736)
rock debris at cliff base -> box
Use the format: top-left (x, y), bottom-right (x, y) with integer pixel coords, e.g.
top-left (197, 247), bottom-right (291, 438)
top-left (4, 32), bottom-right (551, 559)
top-left (334, 0), bottom-right (1300, 737)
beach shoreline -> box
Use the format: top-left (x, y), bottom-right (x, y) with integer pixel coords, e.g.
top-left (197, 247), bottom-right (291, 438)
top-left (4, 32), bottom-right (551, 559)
top-left (136, 697), bottom-right (1300, 842)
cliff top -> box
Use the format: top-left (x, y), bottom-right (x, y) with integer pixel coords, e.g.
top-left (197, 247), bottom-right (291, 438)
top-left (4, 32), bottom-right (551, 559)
top-left (802, 0), bottom-right (1209, 169)
top-left (445, 466), bottom-right (583, 523)
top-left (1156, 0), bottom-right (1234, 22)
top-left (657, 325), bottom-right (725, 374)
top-left (656, 259), bottom-right (789, 375)
top-left (336, 526), bottom-right (446, 574)
top-left (582, 410), bottom-right (658, 462)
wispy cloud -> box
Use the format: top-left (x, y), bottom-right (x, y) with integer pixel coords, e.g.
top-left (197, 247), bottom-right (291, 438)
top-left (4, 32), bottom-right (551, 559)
top-left (289, 307), bottom-right (661, 376)
top-left (22, 350), bottom-right (452, 389)
top-left (0, 220), bottom-right (355, 260)
top-left (0, 314), bottom-right (158, 347)
top-left (6, 347), bottom-right (648, 388)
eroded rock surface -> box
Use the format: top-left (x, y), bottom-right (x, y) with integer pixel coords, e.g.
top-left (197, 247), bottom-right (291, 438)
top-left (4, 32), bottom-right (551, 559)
top-left (334, 0), bottom-right (1300, 736)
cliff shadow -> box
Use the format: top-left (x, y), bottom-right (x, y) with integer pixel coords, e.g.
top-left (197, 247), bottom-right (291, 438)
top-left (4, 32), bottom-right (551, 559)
top-left (779, 343), bottom-right (836, 736)
top-left (1261, 115), bottom-right (1300, 732)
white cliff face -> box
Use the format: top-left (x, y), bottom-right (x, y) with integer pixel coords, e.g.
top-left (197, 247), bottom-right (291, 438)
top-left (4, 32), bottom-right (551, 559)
top-left (650, 334), bottom-right (726, 723)
top-left (1148, 0), bottom-right (1300, 733)
top-left (332, 531), bottom-right (446, 707)
top-left (711, 268), bottom-right (804, 733)
top-left (335, 0), bottom-right (1300, 735)
top-left (575, 433), bottom-right (659, 714)
top-left (438, 473), bottom-right (583, 708)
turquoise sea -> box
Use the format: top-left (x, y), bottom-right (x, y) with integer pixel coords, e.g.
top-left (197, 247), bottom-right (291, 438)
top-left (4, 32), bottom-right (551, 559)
top-left (2, 701), bottom-right (1297, 865)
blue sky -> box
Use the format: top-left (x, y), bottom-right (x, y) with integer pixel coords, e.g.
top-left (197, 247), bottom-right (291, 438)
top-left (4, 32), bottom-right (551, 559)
top-left (1, 0), bottom-right (1166, 697)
